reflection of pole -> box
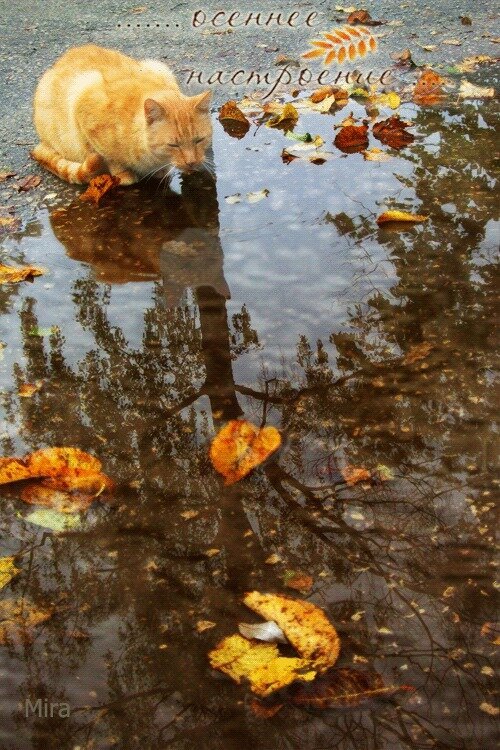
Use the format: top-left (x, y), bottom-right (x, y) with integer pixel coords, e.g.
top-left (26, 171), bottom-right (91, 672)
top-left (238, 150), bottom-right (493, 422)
top-left (196, 285), bottom-right (243, 422)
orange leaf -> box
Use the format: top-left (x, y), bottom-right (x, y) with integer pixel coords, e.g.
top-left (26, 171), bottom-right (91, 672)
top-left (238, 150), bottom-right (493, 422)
top-left (302, 49), bottom-right (325, 60)
top-left (338, 46), bottom-right (347, 64)
top-left (373, 115), bottom-right (415, 149)
top-left (325, 49), bottom-right (337, 65)
top-left (413, 69), bottom-right (446, 104)
top-left (26, 447), bottom-right (102, 478)
top-left (20, 471), bottom-right (114, 512)
top-left (376, 210), bottom-right (428, 225)
top-left (0, 458), bottom-right (31, 485)
top-left (324, 33), bottom-right (344, 44)
top-left (209, 420), bottom-right (281, 485)
top-left (358, 39), bottom-right (367, 56)
top-left (311, 40), bottom-right (334, 49)
top-left (349, 43), bottom-right (357, 60)
top-left (80, 174), bottom-right (120, 205)
top-left (341, 465), bottom-right (372, 485)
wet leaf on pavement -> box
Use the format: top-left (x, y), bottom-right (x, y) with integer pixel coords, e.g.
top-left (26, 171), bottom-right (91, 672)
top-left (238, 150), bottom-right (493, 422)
top-left (80, 174), bottom-right (121, 205)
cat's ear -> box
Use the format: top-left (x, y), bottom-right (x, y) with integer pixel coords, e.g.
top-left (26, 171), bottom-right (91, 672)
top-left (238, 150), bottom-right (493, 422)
top-left (193, 91), bottom-right (211, 113)
top-left (144, 98), bottom-right (166, 125)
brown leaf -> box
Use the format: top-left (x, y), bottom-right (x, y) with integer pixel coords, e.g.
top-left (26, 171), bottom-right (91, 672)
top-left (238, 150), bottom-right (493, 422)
top-left (289, 667), bottom-right (413, 708)
top-left (341, 465), bottom-right (372, 485)
top-left (16, 175), bottom-right (42, 192)
top-left (334, 124), bottom-right (369, 153)
top-left (0, 216), bottom-right (20, 233)
top-left (0, 171), bottom-right (17, 182)
top-left (266, 103), bottom-right (299, 130)
top-left (413, 69), bottom-right (446, 104)
top-left (0, 599), bottom-right (53, 645)
top-left (347, 9), bottom-right (383, 26)
top-left (218, 100), bottom-right (250, 138)
top-left (20, 471), bottom-right (114, 512)
top-left (209, 420), bottom-right (281, 485)
top-left (403, 342), bottom-right (433, 364)
top-left (284, 571), bottom-right (314, 593)
top-left (373, 115), bottom-right (415, 149)
top-left (18, 380), bottom-right (43, 398)
top-left (391, 48), bottom-right (415, 66)
top-left (250, 698), bottom-right (284, 718)
top-left (80, 174), bottom-right (121, 205)
top-left (310, 85), bottom-right (337, 103)
top-left (0, 264), bottom-right (45, 284)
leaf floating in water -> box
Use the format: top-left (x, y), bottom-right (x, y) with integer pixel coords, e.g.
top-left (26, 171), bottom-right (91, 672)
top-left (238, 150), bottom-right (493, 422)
top-left (80, 174), bottom-right (121, 205)
top-left (373, 115), bottom-right (415, 149)
top-left (458, 80), bottom-right (495, 99)
top-left (0, 264), bottom-right (45, 284)
top-left (0, 556), bottom-right (20, 591)
top-left (218, 100), bottom-right (250, 138)
top-left (0, 599), bottom-right (53, 645)
top-left (208, 633), bottom-right (316, 697)
top-left (225, 193), bottom-right (242, 205)
top-left (28, 326), bottom-right (60, 337)
top-left (413, 69), bottom-right (446, 104)
top-left (402, 342), bottom-right (433, 364)
top-left (26, 447), bottom-right (102, 478)
top-left (196, 620), bottom-right (217, 633)
top-left (376, 210), bottom-right (428, 225)
top-left (289, 667), bottom-right (414, 708)
top-left (18, 380), bottom-right (44, 398)
top-left (25, 509), bottom-right (82, 532)
top-left (0, 458), bottom-right (32, 485)
top-left (283, 570), bottom-right (314, 593)
top-left (295, 94), bottom-right (337, 113)
top-left (363, 147), bottom-right (392, 161)
top-left (265, 103), bottom-right (299, 129)
top-left (341, 465), bottom-right (372, 486)
top-left (243, 591), bottom-right (340, 671)
top-left (209, 420), bottom-right (281, 484)
top-left (247, 189), bottom-right (270, 203)
top-left (238, 620), bottom-right (288, 644)
top-left (334, 124), bottom-right (369, 153)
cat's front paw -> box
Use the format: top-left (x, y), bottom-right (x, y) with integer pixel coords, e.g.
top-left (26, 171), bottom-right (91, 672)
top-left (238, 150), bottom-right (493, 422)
top-left (114, 169), bottom-right (138, 186)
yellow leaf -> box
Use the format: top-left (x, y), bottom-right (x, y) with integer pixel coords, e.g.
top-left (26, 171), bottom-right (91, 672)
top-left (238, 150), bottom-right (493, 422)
top-left (266, 103), bottom-right (299, 129)
top-left (243, 591), bottom-right (340, 671)
top-left (375, 92), bottom-right (401, 109)
top-left (0, 264), bottom-right (45, 284)
top-left (26, 447), bottom-right (102, 478)
top-left (208, 634), bottom-right (316, 697)
top-left (376, 210), bottom-right (428, 225)
top-left (0, 557), bottom-right (20, 591)
top-left (0, 599), bottom-right (53, 645)
top-left (0, 458), bottom-right (31, 485)
top-left (209, 420), bottom-right (281, 485)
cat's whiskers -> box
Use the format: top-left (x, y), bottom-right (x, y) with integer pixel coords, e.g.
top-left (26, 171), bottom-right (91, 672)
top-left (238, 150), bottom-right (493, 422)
top-left (141, 161), bottom-right (172, 183)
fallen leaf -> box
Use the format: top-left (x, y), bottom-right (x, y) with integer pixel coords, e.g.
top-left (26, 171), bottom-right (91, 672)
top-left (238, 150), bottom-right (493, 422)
top-left (284, 571), bottom-right (314, 593)
top-left (196, 620), bottom-right (217, 633)
top-left (247, 189), bottom-right (270, 203)
top-left (479, 702), bottom-right (499, 716)
top-left (20, 472), bottom-right (114, 512)
top-left (413, 69), bottom-right (446, 104)
top-left (0, 264), bottom-right (45, 284)
top-left (16, 175), bottom-right (42, 192)
top-left (18, 381), bottom-right (43, 398)
top-left (265, 553), bottom-right (282, 565)
top-left (208, 633), bottom-right (316, 697)
top-left (238, 621), bottom-right (287, 643)
top-left (374, 91), bottom-right (401, 109)
top-left (0, 599), bottom-right (53, 645)
top-left (266, 103), bottom-right (299, 129)
top-left (28, 326), bottom-right (60, 337)
top-left (458, 80), bottom-right (495, 99)
top-left (0, 216), bottom-right (20, 233)
top-left (80, 174), bottom-right (120, 205)
top-left (297, 94), bottom-right (337, 113)
top-left (454, 55), bottom-right (498, 73)
top-left (442, 39), bottom-right (462, 46)
top-left (402, 342), bottom-right (433, 364)
top-left (243, 591), bottom-right (340, 671)
top-left (130, 5), bottom-right (147, 13)
top-left (0, 458), bottom-right (32, 485)
top-left (391, 48), bottom-right (415, 67)
top-left (373, 115), bottom-right (415, 149)
top-left (376, 210), bottom-right (428, 225)
top-left (236, 98), bottom-right (264, 115)
top-left (375, 464), bottom-right (395, 481)
top-left (334, 124), bottom-right (369, 153)
top-left (0, 556), bottom-right (20, 590)
top-left (180, 510), bottom-right (199, 520)
top-left (309, 85), bottom-right (347, 104)
top-left (347, 9), bottom-right (383, 26)
top-left (218, 100), bottom-right (250, 138)
top-left (209, 420), bottom-right (281, 484)
top-left (289, 667), bottom-right (413, 708)
top-left (351, 610), bottom-right (365, 621)
top-left (363, 147), bottom-right (392, 161)
top-left (25, 508), bottom-right (82, 532)
top-left (342, 465), bottom-right (371, 485)
top-left (0, 171), bottom-right (17, 182)
top-left (225, 193), bottom-right (242, 204)
top-left (460, 16), bottom-right (472, 25)
top-left (275, 54), bottom-right (300, 67)
top-left (26, 447), bottom-right (102, 478)
top-left (249, 698), bottom-right (284, 718)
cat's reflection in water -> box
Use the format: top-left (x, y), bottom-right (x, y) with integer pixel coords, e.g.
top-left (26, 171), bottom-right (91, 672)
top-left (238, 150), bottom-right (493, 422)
top-left (49, 170), bottom-right (242, 420)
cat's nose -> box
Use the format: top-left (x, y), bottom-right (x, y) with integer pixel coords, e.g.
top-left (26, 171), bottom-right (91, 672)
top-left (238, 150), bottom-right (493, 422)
top-left (184, 161), bottom-right (197, 172)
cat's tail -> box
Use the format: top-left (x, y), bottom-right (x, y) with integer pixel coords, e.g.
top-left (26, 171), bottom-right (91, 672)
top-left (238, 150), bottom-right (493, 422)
top-left (31, 144), bottom-right (105, 184)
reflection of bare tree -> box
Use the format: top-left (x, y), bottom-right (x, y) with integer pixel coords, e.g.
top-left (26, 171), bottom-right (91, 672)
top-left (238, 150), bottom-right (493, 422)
top-left (0, 105), bottom-right (498, 749)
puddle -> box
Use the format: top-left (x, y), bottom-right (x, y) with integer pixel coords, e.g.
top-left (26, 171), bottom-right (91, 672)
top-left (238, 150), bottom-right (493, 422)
top-left (0, 96), bottom-right (498, 749)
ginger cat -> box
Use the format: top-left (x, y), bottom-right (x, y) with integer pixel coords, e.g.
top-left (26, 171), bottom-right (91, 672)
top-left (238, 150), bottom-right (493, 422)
top-left (32, 44), bottom-right (212, 184)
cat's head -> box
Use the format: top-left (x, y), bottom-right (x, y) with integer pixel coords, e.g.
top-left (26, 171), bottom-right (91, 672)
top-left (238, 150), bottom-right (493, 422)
top-left (144, 92), bottom-right (212, 174)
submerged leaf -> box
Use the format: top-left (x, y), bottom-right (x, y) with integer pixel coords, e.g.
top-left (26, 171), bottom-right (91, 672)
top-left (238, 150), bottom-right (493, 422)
top-left (0, 556), bottom-right (20, 591)
top-left (0, 599), bottom-right (53, 644)
top-left (289, 667), bottom-right (413, 708)
top-left (334, 124), bottom-right (369, 153)
top-left (25, 509), bottom-right (82, 532)
top-left (210, 420), bottom-right (281, 484)
top-left (373, 115), bottom-right (415, 149)
top-left (266, 103), bottom-right (299, 129)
